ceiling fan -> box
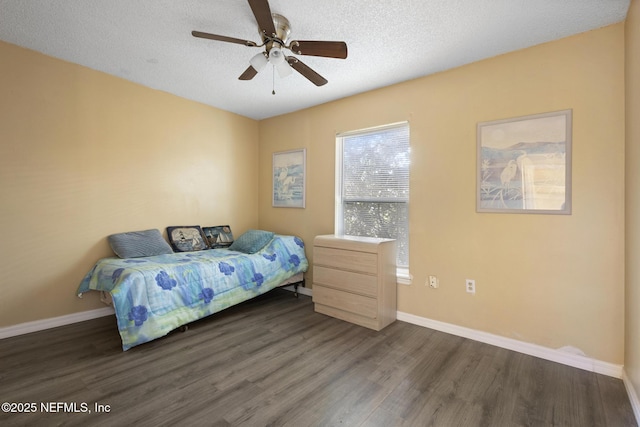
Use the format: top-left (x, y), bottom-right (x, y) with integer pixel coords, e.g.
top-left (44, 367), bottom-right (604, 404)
top-left (192, 0), bottom-right (348, 89)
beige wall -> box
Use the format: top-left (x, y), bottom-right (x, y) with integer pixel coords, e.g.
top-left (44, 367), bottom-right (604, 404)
top-left (259, 24), bottom-right (626, 364)
top-left (626, 0), bottom-right (640, 404)
top-left (0, 41), bottom-right (259, 326)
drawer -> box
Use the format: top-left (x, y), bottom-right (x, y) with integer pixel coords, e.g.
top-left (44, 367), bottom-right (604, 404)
top-left (313, 266), bottom-right (377, 297)
top-left (314, 304), bottom-right (381, 331)
top-left (312, 285), bottom-right (377, 319)
top-left (314, 246), bottom-right (377, 274)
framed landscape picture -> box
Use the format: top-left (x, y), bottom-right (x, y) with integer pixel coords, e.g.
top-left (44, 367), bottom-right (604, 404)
top-left (273, 148), bottom-right (306, 208)
top-left (477, 109), bottom-right (572, 214)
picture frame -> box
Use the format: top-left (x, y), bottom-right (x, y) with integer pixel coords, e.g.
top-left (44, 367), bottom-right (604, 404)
top-left (273, 148), bottom-right (306, 208)
top-left (202, 225), bottom-right (234, 248)
top-left (477, 109), bottom-right (572, 214)
top-left (166, 226), bottom-right (209, 252)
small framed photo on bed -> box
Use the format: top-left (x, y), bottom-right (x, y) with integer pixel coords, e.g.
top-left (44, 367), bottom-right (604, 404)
top-left (166, 226), bottom-right (209, 252)
top-left (202, 225), bottom-right (234, 248)
top-left (273, 148), bottom-right (306, 208)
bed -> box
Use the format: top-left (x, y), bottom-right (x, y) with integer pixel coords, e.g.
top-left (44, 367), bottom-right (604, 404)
top-left (77, 234), bottom-right (308, 350)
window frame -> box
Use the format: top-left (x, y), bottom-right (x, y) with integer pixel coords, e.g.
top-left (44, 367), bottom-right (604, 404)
top-left (335, 122), bottom-right (411, 284)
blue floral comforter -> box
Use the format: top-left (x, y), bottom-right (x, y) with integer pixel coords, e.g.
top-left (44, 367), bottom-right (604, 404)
top-left (77, 235), bottom-right (308, 350)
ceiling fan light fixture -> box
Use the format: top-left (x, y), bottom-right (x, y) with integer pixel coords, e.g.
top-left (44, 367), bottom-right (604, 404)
top-left (249, 52), bottom-right (268, 72)
top-left (275, 60), bottom-right (293, 78)
top-left (269, 47), bottom-right (285, 65)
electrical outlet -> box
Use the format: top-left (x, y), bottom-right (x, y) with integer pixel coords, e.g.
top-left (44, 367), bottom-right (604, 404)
top-left (466, 279), bottom-right (476, 294)
top-left (428, 276), bottom-right (439, 288)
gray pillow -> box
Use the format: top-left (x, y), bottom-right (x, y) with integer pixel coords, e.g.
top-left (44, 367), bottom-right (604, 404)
top-left (108, 229), bottom-right (174, 258)
top-left (228, 230), bottom-right (275, 254)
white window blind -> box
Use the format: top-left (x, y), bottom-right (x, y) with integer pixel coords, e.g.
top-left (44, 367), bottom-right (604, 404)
top-left (336, 122), bottom-right (410, 268)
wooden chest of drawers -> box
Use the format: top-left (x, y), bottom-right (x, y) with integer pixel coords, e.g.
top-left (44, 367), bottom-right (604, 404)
top-left (312, 234), bottom-right (397, 331)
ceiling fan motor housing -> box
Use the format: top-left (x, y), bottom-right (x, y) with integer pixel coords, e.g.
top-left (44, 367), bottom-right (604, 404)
top-left (262, 13), bottom-right (291, 52)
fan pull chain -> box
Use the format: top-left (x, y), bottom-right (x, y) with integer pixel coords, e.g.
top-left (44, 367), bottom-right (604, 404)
top-left (272, 65), bottom-right (276, 95)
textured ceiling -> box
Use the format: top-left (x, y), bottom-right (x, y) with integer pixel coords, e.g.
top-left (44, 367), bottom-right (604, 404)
top-left (0, 0), bottom-right (630, 120)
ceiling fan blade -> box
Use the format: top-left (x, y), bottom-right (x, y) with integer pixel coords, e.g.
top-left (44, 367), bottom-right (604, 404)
top-left (238, 66), bottom-right (258, 80)
top-left (288, 40), bottom-right (348, 59)
top-left (286, 57), bottom-right (328, 86)
top-left (192, 31), bottom-right (257, 47)
top-left (248, 0), bottom-right (276, 37)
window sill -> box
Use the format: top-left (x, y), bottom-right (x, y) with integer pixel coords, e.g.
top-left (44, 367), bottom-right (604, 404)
top-left (397, 268), bottom-right (412, 285)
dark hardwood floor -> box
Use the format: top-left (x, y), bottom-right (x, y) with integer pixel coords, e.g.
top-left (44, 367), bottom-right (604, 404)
top-left (0, 289), bottom-right (636, 426)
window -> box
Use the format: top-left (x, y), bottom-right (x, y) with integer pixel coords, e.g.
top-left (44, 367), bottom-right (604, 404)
top-left (336, 122), bottom-right (410, 279)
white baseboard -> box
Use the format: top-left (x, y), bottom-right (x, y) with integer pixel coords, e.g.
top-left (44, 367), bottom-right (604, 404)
top-left (0, 307), bottom-right (115, 340)
top-left (397, 311), bottom-right (623, 378)
top-left (0, 293), bottom-right (623, 380)
top-left (623, 369), bottom-right (640, 424)
top-left (279, 288), bottom-right (622, 378)
top-left (2, 285), bottom-right (309, 341)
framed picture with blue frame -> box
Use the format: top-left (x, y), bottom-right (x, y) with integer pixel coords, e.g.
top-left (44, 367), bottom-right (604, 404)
top-left (273, 148), bottom-right (306, 208)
